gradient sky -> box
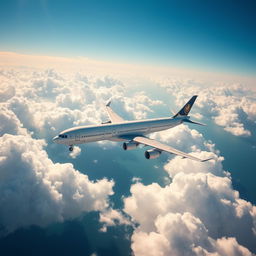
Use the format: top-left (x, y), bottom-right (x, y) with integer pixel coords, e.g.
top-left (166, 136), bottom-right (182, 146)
top-left (1, 0), bottom-right (255, 75)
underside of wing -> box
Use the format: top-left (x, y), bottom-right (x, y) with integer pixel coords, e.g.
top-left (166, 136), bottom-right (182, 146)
top-left (133, 136), bottom-right (211, 162)
top-left (105, 100), bottom-right (125, 123)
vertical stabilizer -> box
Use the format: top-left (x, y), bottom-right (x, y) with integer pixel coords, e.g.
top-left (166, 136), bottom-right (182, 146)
top-left (173, 95), bottom-right (197, 118)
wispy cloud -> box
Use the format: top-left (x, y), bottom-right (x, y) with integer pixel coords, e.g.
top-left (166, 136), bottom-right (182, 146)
top-left (0, 52), bottom-right (255, 87)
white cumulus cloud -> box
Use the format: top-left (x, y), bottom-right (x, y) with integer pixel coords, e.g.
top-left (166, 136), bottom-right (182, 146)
top-left (131, 212), bottom-right (253, 256)
top-left (99, 208), bottom-right (132, 232)
top-left (0, 134), bottom-right (114, 236)
top-left (1, 68), bottom-right (163, 140)
top-left (0, 67), bottom-right (164, 237)
top-left (1, 66), bottom-right (256, 256)
top-left (123, 124), bottom-right (256, 255)
top-left (158, 79), bottom-right (256, 137)
top-left (69, 146), bottom-right (81, 159)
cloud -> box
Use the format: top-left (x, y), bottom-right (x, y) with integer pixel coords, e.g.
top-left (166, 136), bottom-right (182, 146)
top-left (158, 79), bottom-right (256, 137)
top-left (131, 212), bottom-right (253, 256)
top-left (132, 177), bottom-right (142, 183)
top-left (99, 208), bottom-right (132, 232)
top-left (0, 134), bottom-right (114, 235)
top-left (1, 64), bottom-right (255, 255)
top-left (1, 68), bottom-right (163, 140)
top-left (0, 106), bottom-right (27, 136)
top-left (164, 151), bottom-right (223, 177)
top-left (69, 146), bottom-right (81, 158)
top-left (1, 52), bottom-right (255, 88)
top-left (0, 84), bottom-right (15, 102)
top-left (123, 125), bottom-right (256, 255)
top-left (150, 124), bottom-right (215, 153)
top-left (124, 168), bottom-right (256, 255)
top-left (0, 67), bottom-right (164, 237)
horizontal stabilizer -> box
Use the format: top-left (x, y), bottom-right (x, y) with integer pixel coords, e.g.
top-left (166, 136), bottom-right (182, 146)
top-left (183, 119), bottom-right (206, 126)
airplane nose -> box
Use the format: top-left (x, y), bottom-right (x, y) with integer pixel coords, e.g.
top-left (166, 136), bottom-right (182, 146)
top-left (52, 136), bottom-right (59, 143)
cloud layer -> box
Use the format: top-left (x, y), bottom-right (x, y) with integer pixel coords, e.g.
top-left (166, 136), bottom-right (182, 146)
top-left (1, 66), bottom-right (255, 256)
top-left (0, 67), bottom-right (162, 236)
top-left (158, 79), bottom-right (256, 136)
top-left (123, 125), bottom-right (256, 255)
top-left (1, 69), bottom-right (162, 139)
top-left (0, 134), bottom-right (114, 235)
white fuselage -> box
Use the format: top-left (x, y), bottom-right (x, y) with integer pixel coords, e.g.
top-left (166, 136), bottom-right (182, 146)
top-left (53, 116), bottom-right (184, 146)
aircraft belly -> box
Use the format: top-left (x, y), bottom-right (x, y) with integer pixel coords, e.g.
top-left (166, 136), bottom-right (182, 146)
top-left (85, 135), bottom-right (102, 143)
top-left (109, 137), bottom-right (125, 142)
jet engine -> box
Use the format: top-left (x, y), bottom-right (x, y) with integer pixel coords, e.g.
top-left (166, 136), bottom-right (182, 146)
top-left (145, 148), bottom-right (161, 159)
top-left (123, 141), bottom-right (138, 150)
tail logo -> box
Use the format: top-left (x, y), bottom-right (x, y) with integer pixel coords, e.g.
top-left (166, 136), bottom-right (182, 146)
top-left (184, 104), bottom-right (191, 115)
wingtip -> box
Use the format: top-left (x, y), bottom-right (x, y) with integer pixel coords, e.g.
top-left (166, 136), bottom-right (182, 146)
top-left (183, 119), bottom-right (206, 126)
top-left (106, 100), bottom-right (111, 107)
top-left (197, 122), bottom-right (207, 126)
top-left (201, 157), bottom-right (214, 162)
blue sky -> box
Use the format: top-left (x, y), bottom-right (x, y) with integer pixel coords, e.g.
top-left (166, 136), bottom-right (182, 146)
top-left (0, 0), bottom-right (255, 75)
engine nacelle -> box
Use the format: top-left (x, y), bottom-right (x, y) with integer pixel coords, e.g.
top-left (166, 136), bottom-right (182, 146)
top-left (145, 148), bottom-right (161, 159)
top-left (123, 141), bottom-right (138, 150)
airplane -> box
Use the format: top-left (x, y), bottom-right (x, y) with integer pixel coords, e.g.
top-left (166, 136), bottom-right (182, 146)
top-left (53, 96), bottom-right (212, 162)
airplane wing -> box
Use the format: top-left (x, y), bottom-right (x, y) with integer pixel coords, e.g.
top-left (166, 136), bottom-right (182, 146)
top-left (133, 136), bottom-right (211, 162)
top-left (105, 100), bottom-right (125, 123)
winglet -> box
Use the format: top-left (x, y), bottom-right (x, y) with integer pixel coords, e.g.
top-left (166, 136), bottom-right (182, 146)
top-left (105, 100), bottom-right (125, 123)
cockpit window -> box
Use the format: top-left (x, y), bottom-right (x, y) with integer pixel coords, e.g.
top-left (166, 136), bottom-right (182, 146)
top-left (59, 134), bottom-right (67, 138)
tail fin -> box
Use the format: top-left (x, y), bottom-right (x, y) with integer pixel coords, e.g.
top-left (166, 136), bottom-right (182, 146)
top-left (173, 95), bottom-right (197, 118)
